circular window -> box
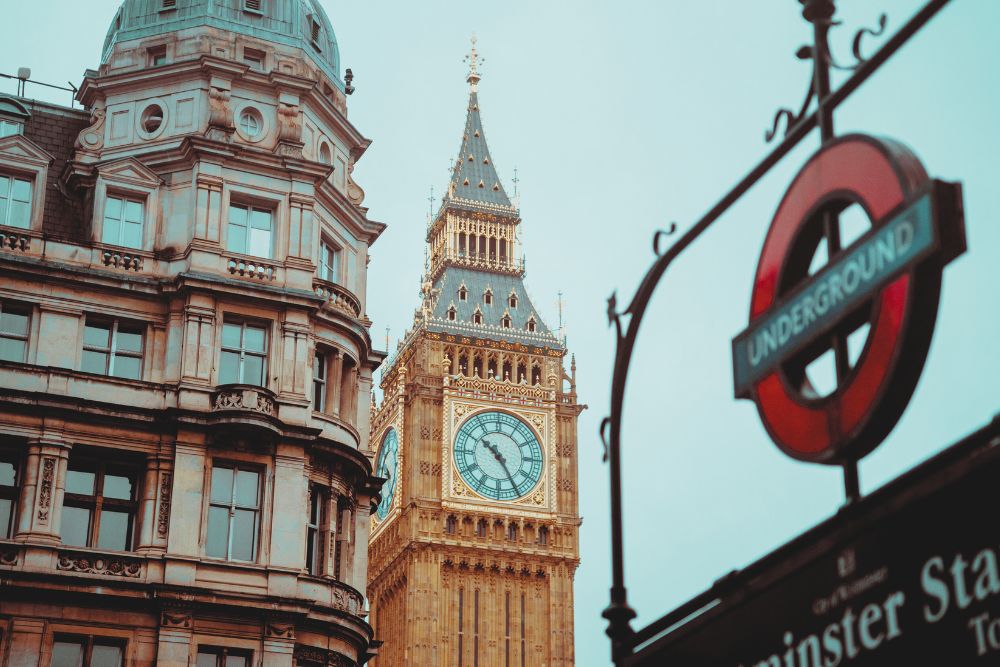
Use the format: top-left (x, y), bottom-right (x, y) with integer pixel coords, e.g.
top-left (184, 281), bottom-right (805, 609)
top-left (238, 108), bottom-right (264, 140)
top-left (139, 103), bottom-right (164, 136)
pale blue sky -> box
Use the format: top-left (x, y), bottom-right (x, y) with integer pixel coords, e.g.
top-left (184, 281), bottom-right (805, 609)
top-left (2, 2), bottom-right (998, 665)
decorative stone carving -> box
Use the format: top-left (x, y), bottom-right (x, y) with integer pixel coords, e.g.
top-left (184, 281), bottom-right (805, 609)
top-left (160, 610), bottom-right (192, 628)
top-left (0, 548), bottom-right (18, 566)
top-left (212, 386), bottom-right (276, 416)
top-left (346, 160), bottom-right (365, 207)
top-left (331, 583), bottom-right (363, 615)
top-left (37, 457), bottom-right (55, 523)
top-left (74, 104), bottom-right (106, 155)
top-left (206, 84), bottom-right (234, 141)
top-left (266, 621), bottom-right (295, 639)
top-left (157, 473), bottom-right (172, 538)
top-left (57, 552), bottom-right (142, 578)
top-left (274, 101), bottom-right (303, 158)
top-left (294, 645), bottom-right (328, 664)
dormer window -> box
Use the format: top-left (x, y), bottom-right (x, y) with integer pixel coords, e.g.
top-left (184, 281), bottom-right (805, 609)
top-left (508, 293), bottom-right (518, 309)
top-left (483, 290), bottom-right (493, 306)
top-left (501, 314), bottom-right (511, 329)
top-left (243, 48), bottom-right (265, 70)
top-left (447, 307), bottom-right (457, 321)
top-left (148, 45), bottom-right (167, 67)
top-left (526, 318), bottom-right (537, 333)
top-left (102, 195), bottom-right (144, 249)
top-left (473, 310), bottom-right (483, 325)
top-left (458, 286), bottom-right (468, 301)
top-left (0, 98), bottom-right (30, 137)
top-left (0, 120), bottom-right (22, 138)
top-left (0, 175), bottom-right (32, 229)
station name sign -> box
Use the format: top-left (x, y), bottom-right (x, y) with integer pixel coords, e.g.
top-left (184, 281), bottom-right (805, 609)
top-left (733, 188), bottom-right (936, 396)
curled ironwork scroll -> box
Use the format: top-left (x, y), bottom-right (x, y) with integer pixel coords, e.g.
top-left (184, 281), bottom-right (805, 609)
top-left (601, 1), bottom-right (953, 664)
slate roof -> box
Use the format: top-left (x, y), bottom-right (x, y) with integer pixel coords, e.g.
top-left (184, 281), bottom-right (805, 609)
top-left (426, 266), bottom-right (562, 349)
top-left (444, 91), bottom-right (513, 210)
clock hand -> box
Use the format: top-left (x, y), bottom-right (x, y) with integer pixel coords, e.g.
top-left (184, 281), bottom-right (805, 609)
top-left (481, 439), bottom-right (517, 489)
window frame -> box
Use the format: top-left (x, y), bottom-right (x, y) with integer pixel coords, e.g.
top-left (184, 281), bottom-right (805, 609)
top-left (51, 634), bottom-right (126, 667)
top-left (0, 120), bottom-right (22, 138)
top-left (218, 319), bottom-right (269, 387)
top-left (0, 301), bottom-right (31, 363)
top-left (0, 448), bottom-right (20, 539)
top-left (318, 239), bottom-right (340, 283)
top-left (305, 484), bottom-right (327, 576)
top-left (0, 172), bottom-right (33, 229)
top-left (147, 45), bottom-right (167, 67)
top-left (205, 462), bottom-right (263, 563)
top-left (226, 202), bottom-right (274, 259)
top-left (60, 454), bottom-right (140, 552)
top-left (81, 317), bottom-right (145, 380)
top-left (100, 193), bottom-right (146, 249)
top-left (196, 645), bottom-right (254, 667)
top-left (312, 349), bottom-right (327, 412)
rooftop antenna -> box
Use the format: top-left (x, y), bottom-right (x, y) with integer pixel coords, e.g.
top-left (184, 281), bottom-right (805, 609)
top-left (385, 326), bottom-right (390, 353)
top-left (16, 67), bottom-right (30, 97)
top-left (558, 291), bottom-right (566, 347)
top-left (463, 33), bottom-right (484, 92)
top-left (512, 167), bottom-right (519, 197)
top-left (426, 186), bottom-right (435, 224)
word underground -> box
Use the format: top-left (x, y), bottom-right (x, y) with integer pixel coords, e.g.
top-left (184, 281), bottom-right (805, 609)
top-left (732, 194), bottom-right (933, 395)
top-left (736, 544), bottom-right (1000, 667)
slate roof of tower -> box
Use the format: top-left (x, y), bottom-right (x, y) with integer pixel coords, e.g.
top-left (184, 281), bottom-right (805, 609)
top-left (444, 91), bottom-right (513, 209)
top-left (426, 267), bottom-right (562, 348)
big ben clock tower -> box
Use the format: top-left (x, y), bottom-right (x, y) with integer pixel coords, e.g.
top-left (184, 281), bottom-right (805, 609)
top-left (367, 38), bottom-right (583, 667)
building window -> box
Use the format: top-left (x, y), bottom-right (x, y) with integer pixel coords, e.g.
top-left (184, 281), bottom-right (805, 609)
top-left (318, 143), bottom-right (332, 165)
top-left (60, 455), bottom-right (139, 551)
top-left (309, 17), bottom-right (322, 49)
top-left (243, 47), bottom-right (265, 70)
top-left (238, 108), bottom-right (263, 139)
top-left (0, 450), bottom-right (19, 539)
top-left (197, 646), bottom-right (253, 667)
top-left (445, 515), bottom-right (457, 535)
top-left (306, 485), bottom-right (326, 575)
top-left (219, 320), bottom-right (268, 386)
top-left (319, 240), bottom-right (340, 283)
top-left (476, 519), bottom-right (487, 538)
top-left (52, 636), bottom-right (125, 667)
top-left (82, 319), bottom-right (144, 380)
top-left (507, 523), bottom-right (518, 542)
top-left (227, 203), bottom-right (272, 258)
top-left (0, 120), bottom-right (22, 137)
top-left (483, 290), bottom-right (493, 306)
top-left (139, 103), bottom-right (165, 135)
top-left (509, 293), bottom-right (518, 309)
top-left (447, 307), bottom-right (457, 321)
top-left (501, 314), bottom-right (511, 329)
top-left (526, 318), bottom-right (536, 333)
top-left (0, 174), bottom-right (32, 229)
top-left (101, 195), bottom-right (144, 249)
top-left (206, 463), bottom-right (261, 562)
top-left (458, 286), bottom-right (468, 301)
top-left (538, 526), bottom-right (549, 546)
top-left (313, 350), bottom-right (326, 411)
top-left (0, 302), bottom-right (30, 363)
top-left (473, 310), bottom-right (482, 325)
top-left (148, 45), bottom-right (167, 66)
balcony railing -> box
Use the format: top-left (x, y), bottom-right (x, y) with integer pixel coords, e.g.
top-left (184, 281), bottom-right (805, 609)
top-left (313, 278), bottom-right (362, 319)
top-left (227, 256), bottom-right (278, 280)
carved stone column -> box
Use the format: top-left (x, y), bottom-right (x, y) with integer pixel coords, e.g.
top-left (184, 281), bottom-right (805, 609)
top-left (15, 436), bottom-right (71, 546)
top-left (137, 455), bottom-right (172, 554)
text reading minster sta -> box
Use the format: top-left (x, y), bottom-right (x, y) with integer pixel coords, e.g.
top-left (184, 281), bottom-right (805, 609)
top-left (0, 1), bottom-right (387, 666)
top-left (367, 41), bottom-right (583, 667)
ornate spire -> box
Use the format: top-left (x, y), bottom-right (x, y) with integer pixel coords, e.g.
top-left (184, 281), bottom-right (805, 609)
top-left (464, 33), bottom-right (483, 92)
top-left (445, 37), bottom-right (513, 210)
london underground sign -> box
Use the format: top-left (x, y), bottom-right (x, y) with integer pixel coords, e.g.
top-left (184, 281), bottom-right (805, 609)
top-left (733, 135), bottom-right (966, 463)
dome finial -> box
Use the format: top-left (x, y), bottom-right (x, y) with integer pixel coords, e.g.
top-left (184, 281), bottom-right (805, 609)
top-left (463, 33), bottom-right (484, 92)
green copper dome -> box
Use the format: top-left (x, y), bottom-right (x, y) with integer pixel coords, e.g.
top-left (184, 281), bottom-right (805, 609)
top-left (102, 0), bottom-right (343, 88)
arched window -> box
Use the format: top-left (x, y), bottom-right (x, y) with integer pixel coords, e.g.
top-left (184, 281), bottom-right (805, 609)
top-left (501, 314), bottom-right (511, 329)
top-left (508, 293), bottom-right (518, 309)
top-left (526, 318), bottom-right (536, 333)
top-left (445, 515), bottom-right (457, 535)
top-left (484, 290), bottom-right (493, 306)
top-left (507, 523), bottom-right (519, 542)
top-left (473, 356), bottom-right (483, 378)
top-left (458, 286), bottom-right (468, 301)
top-left (459, 232), bottom-right (467, 256)
top-left (473, 310), bottom-right (483, 325)
top-left (448, 306), bottom-right (457, 321)
top-left (531, 365), bottom-right (542, 386)
top-left (458, 355), bottom-right (469, 376)
top-left (538, 526), bottom-right (549, 545)
top-left (502, 360), bottom-right (512, 382)
top-left (487, 357), bottom-right (497, 379)
top-left (517, 362), bottom-right (527, 384)
top-left (476, 519), bottom-right (488, 538)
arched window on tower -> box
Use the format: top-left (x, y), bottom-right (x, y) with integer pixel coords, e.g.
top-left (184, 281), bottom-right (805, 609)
top-left (487, 357), bottom-right (497, 379)
top-left (531, 364), bottom-right (542, 386)
top-left (473, 310), bottom-right (483, 325)
top-left (483, 290), bottom-right (493, 306)
top-left (499, 239), bottom-right (507, 265)
top-left (502, 360), bottom-right (512, 382)
top-left (448, 306), bottom-right (457, 321)
top-left (445, 515), bottom-right (457, 535)
top-left (538, 526), bottom-right (549, 546)
top-left (458, 354), bottom-right (469, 376)
top-left (479, 234), bottom-right (487, 259)
top-left (473, 355), bottom-right (483, 378)
top-left (501, 314), bottom-right (511, 329)
top-left (458, 286), bottom-right (468, 301)
top-left (476, 519), bottom-right (488, 538)
top-left (507, 523), bottom-right (519, 542)
top-left (459, 232), bottom-right (466, 257)
top-left (517, 362), bottom-right (527, 384)
top-left (509, 293), bottom-right (518, 309)
top-left (526, 317), bottom-right (537, 333)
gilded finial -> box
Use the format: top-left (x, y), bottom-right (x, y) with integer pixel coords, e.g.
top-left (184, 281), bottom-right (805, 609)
top-left (463, 33), bottom-right (484, 91)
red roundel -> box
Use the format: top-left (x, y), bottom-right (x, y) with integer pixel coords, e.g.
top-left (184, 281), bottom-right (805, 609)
top-left (746, 135), bottom-right (949, 464)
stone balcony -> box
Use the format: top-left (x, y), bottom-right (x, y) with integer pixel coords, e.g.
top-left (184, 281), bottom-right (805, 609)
top-left (313, 278), bottom-right (362, 319)
top-left (209, 383), bottom-right (281, 434)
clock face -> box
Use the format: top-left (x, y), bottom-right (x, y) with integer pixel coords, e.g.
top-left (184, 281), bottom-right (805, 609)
top-left (454, 411), bottom-right (543, 501)
top-left (374, 428), bottom-right (399, 521)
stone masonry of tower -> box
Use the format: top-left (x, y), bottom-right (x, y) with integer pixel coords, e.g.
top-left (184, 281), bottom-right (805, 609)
top-left (367, 42), bottom-right (584, 667)
top-left (0, 2), bottom-right (386, 666)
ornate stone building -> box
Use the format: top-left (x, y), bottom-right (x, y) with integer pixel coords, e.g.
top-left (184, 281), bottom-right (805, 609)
top-left (0, 1), bottom-right (384, 665)
top-left (367, 41), bottom-right (583, 667)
